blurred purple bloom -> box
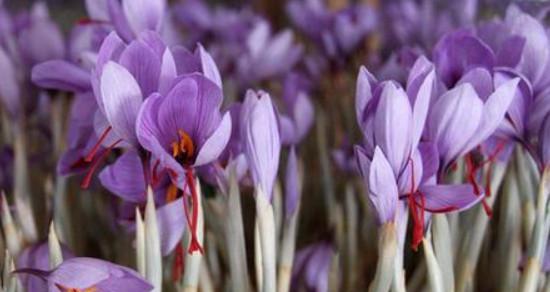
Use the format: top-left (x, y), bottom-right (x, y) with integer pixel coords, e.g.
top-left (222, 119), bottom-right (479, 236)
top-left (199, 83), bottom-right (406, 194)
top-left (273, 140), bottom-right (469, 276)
top-left (84, 0), bottom-right (166, 42)
top-left (285, 147), bottom-right (301, 217)
top-left (291, 241), bottom-right (333, 292)
top-left (18, 257), bottom-right (152, 292)
top-left (14, 3), bottom-right (64, 66)
top-left (279, 73), bottom-right (315, 145)
top-left (382, 0), bottom-right (472, 50)
top-left (237, 20), bottom-right (302, 84)
top-left (242, 90), bottom-right (281, 200)
top-left (17, 242), bottom-right (74, 292)
top-left (287, 0), bottom-right (376, 59)
top-left (332, 136), bottom-right (357, 174)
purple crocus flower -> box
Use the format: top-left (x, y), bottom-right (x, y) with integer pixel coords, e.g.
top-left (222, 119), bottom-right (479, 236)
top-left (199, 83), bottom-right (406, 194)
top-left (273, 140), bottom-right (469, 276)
top-left (136, 74), bottom-right (231, 253)
top-left (241, 90), bottom-right (281, 200)
top-left (0, 2), bottom-right (65, 119)
top-left (237, 20), bottom-right (302, 85)
top-left (82, 0), bottom-right (166, 42)
top-left (279, 73), bottom-right (315, 146)
top-left (287, 0), bottom-right (376, 60)
top-left (355, 58), bottom-right (493, 249)
top-left (17, 242), bottom-right (75, 292)
top-left (290, 241), bottom-right (333, 292)
top-left (17, 257), bottom-right (152, 292)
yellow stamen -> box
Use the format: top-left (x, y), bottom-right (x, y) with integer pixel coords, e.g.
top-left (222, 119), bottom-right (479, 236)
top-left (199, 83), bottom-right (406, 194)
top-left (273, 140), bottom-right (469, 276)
top-left (166, 184), bottom-right (178, 202)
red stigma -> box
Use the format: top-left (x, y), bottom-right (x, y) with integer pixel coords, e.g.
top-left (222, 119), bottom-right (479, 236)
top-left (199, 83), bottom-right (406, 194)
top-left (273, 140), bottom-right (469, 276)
top-left (84, 126), bottom-right (112, 162)
top-left (81, 139), bottom-right (121, 189)
top-left (407, 158), bottom-right (424, 251)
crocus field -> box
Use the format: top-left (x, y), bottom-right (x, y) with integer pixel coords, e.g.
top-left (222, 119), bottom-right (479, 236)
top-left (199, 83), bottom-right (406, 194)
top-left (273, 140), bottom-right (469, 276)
top-left (1, 0), bottom-right (550, 291)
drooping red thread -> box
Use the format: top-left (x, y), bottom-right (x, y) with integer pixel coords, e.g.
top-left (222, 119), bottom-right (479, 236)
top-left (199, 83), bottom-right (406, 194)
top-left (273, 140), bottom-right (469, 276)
top-left (185, 166), bottom-right (203, 254)
top-left (84, 126), bottom-right (112, 162)
top-left (408, 158), bottom-right (423, 251)
top-left (81, 139), bottom-right (122, 188)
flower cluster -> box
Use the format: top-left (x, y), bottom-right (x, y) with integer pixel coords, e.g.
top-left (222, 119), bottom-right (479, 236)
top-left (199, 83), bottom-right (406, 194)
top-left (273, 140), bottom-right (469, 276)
top-left (0, 0), bottom-right (550, 291)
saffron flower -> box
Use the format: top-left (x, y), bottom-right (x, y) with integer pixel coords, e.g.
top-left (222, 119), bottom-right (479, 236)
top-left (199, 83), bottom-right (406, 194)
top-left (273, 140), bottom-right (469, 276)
top-left (136, 74), bottom-right (232, 253)
top-left (17, 257), bottom-right (152, 292)
top-left (242, 90), bottom-right (281, 199)
top-left (17, 242), bottom-right (74, 292)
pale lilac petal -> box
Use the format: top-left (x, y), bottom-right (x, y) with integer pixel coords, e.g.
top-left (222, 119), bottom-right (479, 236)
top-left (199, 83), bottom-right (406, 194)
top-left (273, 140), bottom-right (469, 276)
top-left (157, 198), bottom-right (186, 255)
top-left (107, 0), bottom-right (134, 42)
top-left (418, 142), bottom-right (439, 183)
top-left (93, 31), bottom-right (127, 111)
top-left (198, 45), bottom-right (222, 89)
top-left (457, 67), bottom-right (493, 100)
top-left (100, 61), bottom-right (143, 145)
top-left (32, 60), bottom-right (91, 92)
top-left (426, 83), bottom-right (483, 164)
top-left (48, 258), bottom-right (152, 291)
top-left (418, 184), bottom-right (483, 212)
top-left (98, 150), bottom-right (146, 203)
top-left (119, 40), bottom-right (162, 97)
top-left (411, 69), bottom-right (435, 150)
top-left (194, 112), bottom-right (232, 167)
top-left (244, 91), bottom-right (281, 200)
top-left (461, 78), bottom-right (519, 155)
top-left (122, 0), bottom-right (165, 34)
top-left (374, 82), bottom-right (413, 175)
top-left (355, 66), bottom-right (376, 127)
top-left (506, 6), bottom-right (550, 88)
top-left (368, 147), bottom-right (398, 224)
top-left (158, 48), bottom-right (177, 95)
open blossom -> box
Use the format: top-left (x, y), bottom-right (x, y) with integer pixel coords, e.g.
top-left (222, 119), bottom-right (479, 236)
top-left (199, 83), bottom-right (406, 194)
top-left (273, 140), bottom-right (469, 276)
top-left (136, 73), bottom-right (231, 252)
top-left (17, 257), bottom-right (152, 292)
top-left (355, 57), bottom-right (496, 248)
top-left (17, 242), bottom-right (75, 292)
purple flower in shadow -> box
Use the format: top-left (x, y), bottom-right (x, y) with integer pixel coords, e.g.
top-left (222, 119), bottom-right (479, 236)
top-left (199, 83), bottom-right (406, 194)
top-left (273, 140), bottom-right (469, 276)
top-left (17, 242), bottom-right (75, 292)
top-left (16, 257), bottom-right (152, 292)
